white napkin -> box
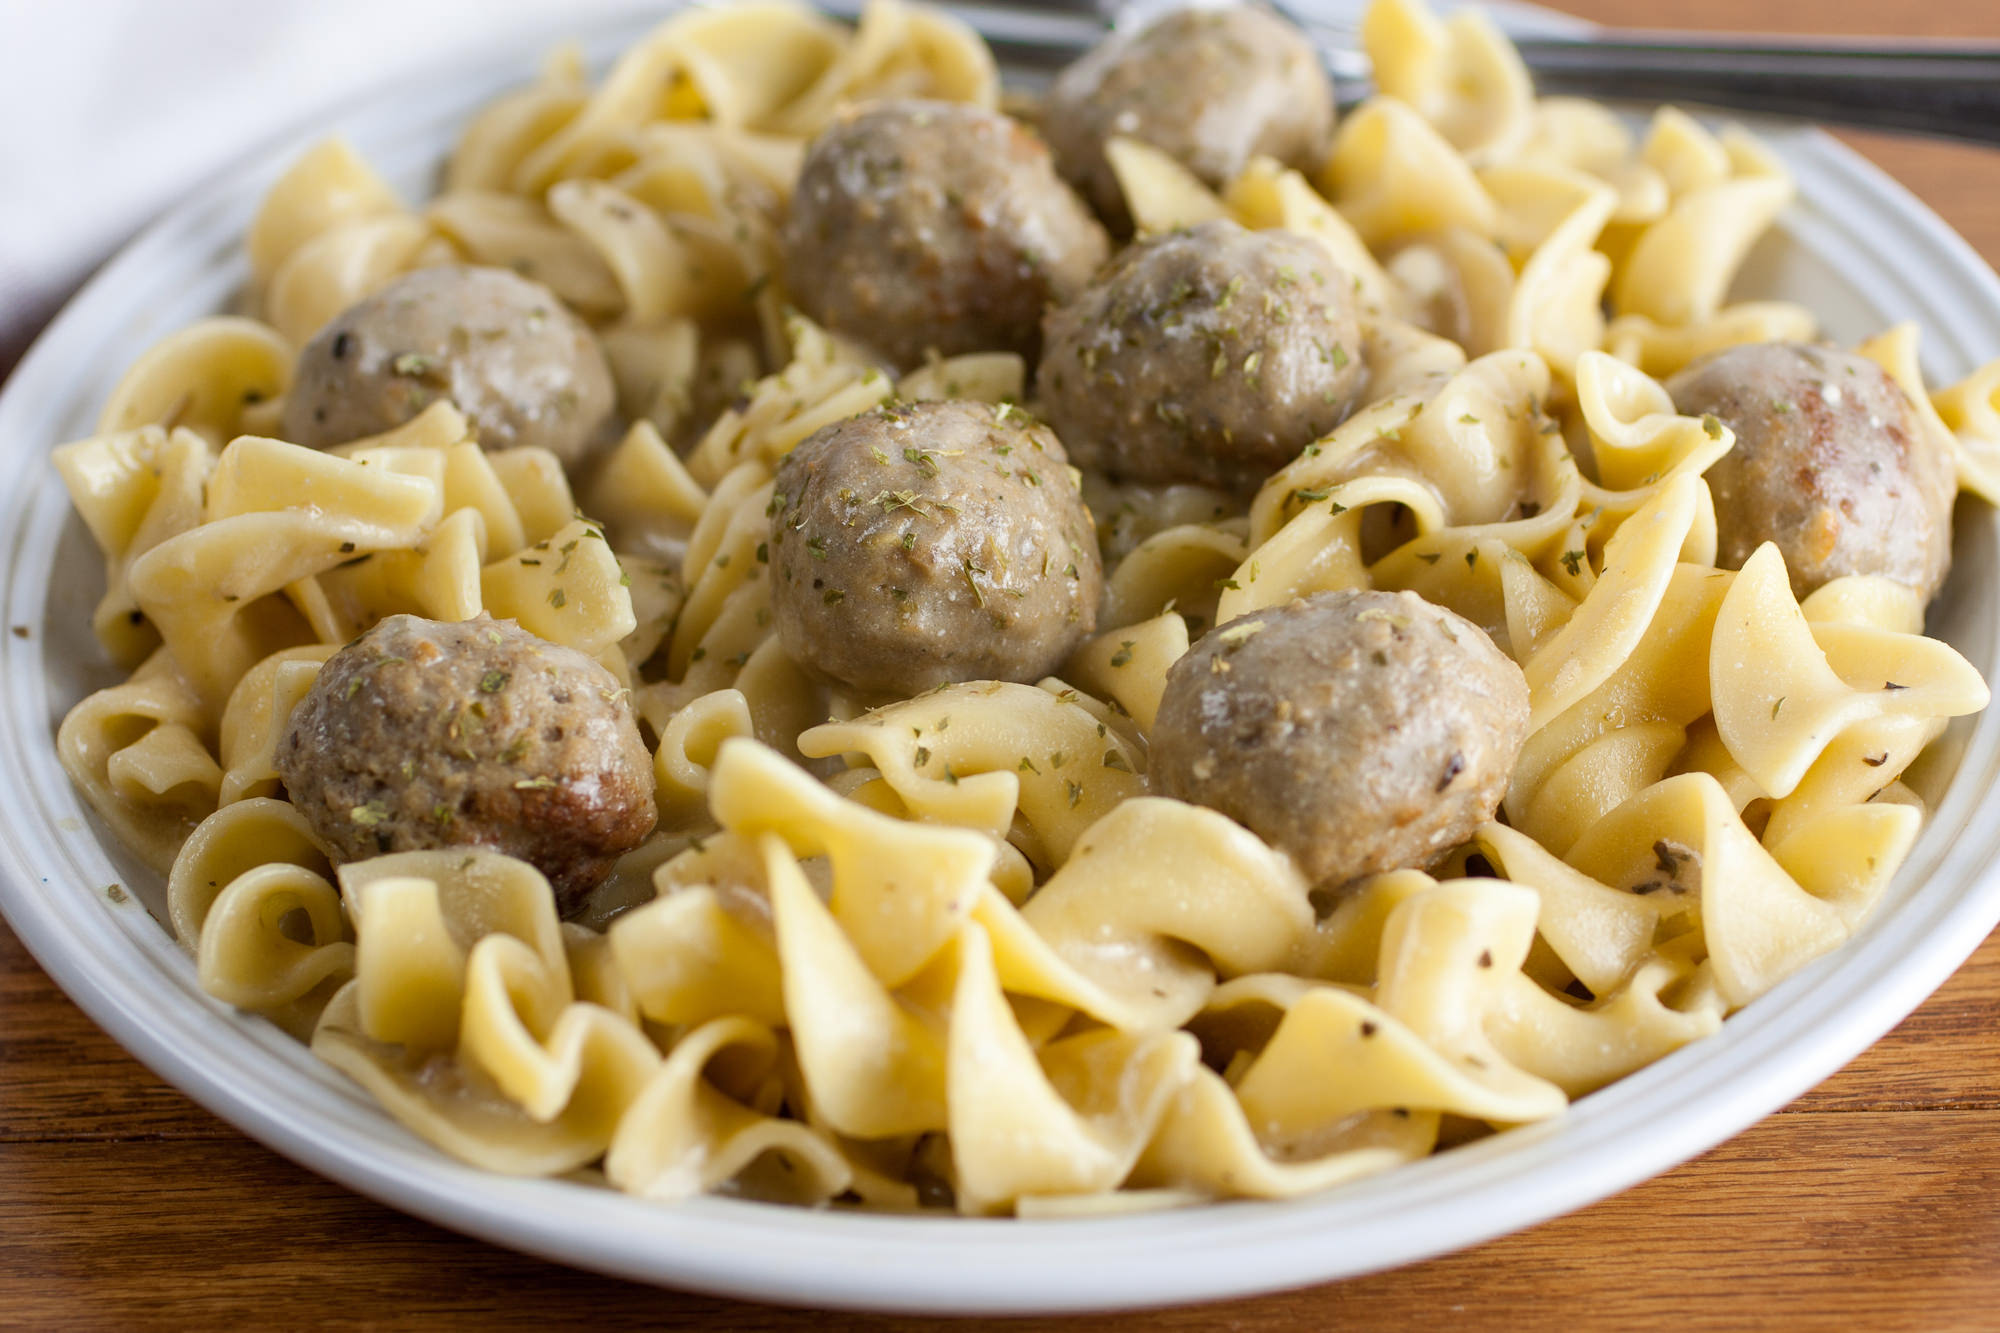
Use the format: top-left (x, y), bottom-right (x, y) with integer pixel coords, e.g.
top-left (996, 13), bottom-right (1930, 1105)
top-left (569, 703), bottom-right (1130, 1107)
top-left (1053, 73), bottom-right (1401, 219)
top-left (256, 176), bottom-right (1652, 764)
top-left (0, 0), bottom-right (647, 370)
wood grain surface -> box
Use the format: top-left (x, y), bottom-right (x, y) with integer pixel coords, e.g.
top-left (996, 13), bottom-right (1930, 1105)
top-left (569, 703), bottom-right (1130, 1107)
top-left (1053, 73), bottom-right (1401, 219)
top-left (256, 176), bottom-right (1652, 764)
top-left (6, 1), bottom-right (2000, 1328)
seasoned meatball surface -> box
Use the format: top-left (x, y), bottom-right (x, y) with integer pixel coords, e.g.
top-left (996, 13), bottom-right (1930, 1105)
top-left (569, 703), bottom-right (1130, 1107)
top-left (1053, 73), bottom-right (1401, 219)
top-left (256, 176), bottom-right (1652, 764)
top-left (1039, 220), bottom-right (1365, 491)
top-left (780, 100), bottom-right (1110, 369)
top-left (278, 615), bottom-right (656, 913)
top-left (282, 265), bottom-right (617, 465)
top-left (1667, 341), bottom-right (1955, 600)
top-left (1150, 590), bottom-right (1528, 887)
top-left (768, 399), bottom-right (1104, 696)
top-left (1044, 5), bottom-right (1335, 231)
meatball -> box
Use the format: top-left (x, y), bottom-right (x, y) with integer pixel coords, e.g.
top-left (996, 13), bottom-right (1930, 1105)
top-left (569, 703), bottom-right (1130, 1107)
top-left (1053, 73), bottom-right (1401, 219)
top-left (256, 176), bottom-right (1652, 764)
top-left (1044, 5), bottom-right (1335, 232)
top-left (278, 615), bottom-right (656, 913)
top-left (767, 399), bottom-right (1103, 695)
top-left (1039, 220), bottom-right (1365, 491)
top-left (1150, 590), bottom-right (1527, 888)
top-left (283, 265), bottom-right (617, 466)
top-left (780, 100), bottom-right (1110, 368)
top-left (1666, 342), bottom-right (1955, 600)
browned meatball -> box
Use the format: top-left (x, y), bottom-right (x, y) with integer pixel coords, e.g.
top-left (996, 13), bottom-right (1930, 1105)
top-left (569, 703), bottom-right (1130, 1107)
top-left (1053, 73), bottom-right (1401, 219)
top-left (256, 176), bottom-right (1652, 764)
top-left (1666, 342), bottom-right (1955, 600)
top-left (1044, 5), bottom-right (1335, 232)
top-left (780, 100), bottom-right (1110, 368)
top-left (1150, 590), bottom-right (1527, 888)
top-left (1039, 220), bottom-right (1365, 491)
top-left (768, 399), bottom-right (1103, 695)
top-left (283, 265), bottom-right (617, 466)
top-left (278, 615), bottom-right (656, 913)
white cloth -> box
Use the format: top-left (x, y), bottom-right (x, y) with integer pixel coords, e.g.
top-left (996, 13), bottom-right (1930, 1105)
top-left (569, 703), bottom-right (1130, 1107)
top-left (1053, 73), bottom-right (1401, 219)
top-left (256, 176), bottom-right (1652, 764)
top-left (0, 0), bottom-right (645, 367)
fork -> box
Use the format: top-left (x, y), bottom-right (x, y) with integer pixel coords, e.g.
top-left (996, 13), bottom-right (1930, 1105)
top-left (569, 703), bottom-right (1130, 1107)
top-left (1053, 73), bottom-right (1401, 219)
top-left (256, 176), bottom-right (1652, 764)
top-left (961, 0), bottom-right (2000, 145)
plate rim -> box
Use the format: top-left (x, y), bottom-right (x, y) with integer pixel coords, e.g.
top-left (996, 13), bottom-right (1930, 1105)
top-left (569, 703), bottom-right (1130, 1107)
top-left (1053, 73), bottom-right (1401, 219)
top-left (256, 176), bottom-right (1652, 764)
top-left (2, 2), bottom-right (1999, 1316)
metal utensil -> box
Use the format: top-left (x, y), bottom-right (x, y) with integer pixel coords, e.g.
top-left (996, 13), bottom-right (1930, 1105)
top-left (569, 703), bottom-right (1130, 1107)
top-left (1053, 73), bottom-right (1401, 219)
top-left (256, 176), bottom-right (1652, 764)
top-left (962, 0), bottom-right (2000, 145)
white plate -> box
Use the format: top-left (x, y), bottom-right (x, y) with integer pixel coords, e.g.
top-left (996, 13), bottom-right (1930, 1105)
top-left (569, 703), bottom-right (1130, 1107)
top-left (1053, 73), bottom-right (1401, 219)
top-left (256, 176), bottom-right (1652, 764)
top-left (3, 2), bottom-right (2000, 1316)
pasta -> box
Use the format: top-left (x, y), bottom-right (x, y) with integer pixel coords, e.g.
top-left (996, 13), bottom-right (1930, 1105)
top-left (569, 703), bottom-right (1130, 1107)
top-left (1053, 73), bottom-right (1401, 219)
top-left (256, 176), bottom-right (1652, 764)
top-left (45, 0), bottom-right (1997, 1221)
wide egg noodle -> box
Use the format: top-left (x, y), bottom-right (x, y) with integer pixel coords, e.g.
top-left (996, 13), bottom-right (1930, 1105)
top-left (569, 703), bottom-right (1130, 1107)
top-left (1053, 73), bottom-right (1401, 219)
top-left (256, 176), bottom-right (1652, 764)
top-left (444, 47), bottom-right (592, 194)
top-left (1935, 355), bottom-right (2000, 501)
top-left (797, 680), bottom-right (1146, 865)
top-left (1225, 157), bottom-right (1403, 314)
top-left (56, 650), bottom-right (222, 875)
top-left (129, 434), bottom-right (442, 711)
top-left (548, 178), bottom-right (748, 326)
top-left (604, 1012), bottom-right (853, 1203)
top-left (426, 191), bottom-right (627, 316)
top-left (1569, 349), bottom-right (1735, 491)
top-left (1509, 560), bottom-right (1730, 853)
top-left (945, 919), bottom-right (1199, 1215)
top-left (215, 644), bottom-right (336, 805)
top-left (1362, 0), bottom-right (1533, 166)
top-left (709, 738), bottom-right (998, 988)
top-left (265, 214), bottom-right (444, 349)
top-left (1475, 162), bottom-right (1617, 380)
top-left (95, 318), bottom-right (293, 445)
top-left (1062, 611), bottom-right (1189, 731)
top-left (52, 423), bottom-right (214, 666)
top-left (311, 852), bottom-right (667, 1175)
top-left (1322, 97), bottom-right (1498, 250)
top-left (161, 796), bottom-right (349, 1038)
top-left (244, 135), bottom-right (454, 347)
top-left (585, 418), bottom-right (711, 557)
top-left (1603, 301), bottom-right (1819, 380)
top-left (43, 0), bottom-right (1997, 1216)
top-left (765, 0), bottom-right (998, 137)
top-left (1710, 544), bottom-right (1987, 800)
top-left (1510, 98), bottom-right (1666, 227)
top-left (246, 138), bottom-right (405, 289)
top-left (1607, 111), bottom-right (1795, 327)
top-left (684, 312), bottom-right (890, 485)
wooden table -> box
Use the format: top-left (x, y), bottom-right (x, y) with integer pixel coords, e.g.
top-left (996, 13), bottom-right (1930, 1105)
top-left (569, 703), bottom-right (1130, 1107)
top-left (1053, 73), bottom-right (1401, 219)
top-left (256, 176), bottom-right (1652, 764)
top-left (6, 1), bottom-right (2000, 1327)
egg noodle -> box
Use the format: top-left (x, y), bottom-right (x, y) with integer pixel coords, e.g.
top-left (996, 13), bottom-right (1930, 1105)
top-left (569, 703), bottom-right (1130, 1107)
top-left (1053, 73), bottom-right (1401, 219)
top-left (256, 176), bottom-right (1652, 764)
top-left (50, 0), bottom-right (2000, 1213)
